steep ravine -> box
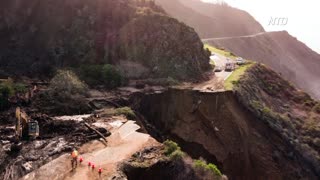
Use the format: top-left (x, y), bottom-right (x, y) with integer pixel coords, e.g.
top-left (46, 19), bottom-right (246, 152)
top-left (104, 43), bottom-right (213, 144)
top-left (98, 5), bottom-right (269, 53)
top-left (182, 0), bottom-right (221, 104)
top-left (133, 88), bottom-right (318, 180)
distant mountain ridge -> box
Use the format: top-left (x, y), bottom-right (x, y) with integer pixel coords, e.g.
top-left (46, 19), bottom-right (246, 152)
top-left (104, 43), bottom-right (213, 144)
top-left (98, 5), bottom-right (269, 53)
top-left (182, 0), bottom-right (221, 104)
top-left (156, 0), bottom-right (320, 99)
top-left (155, 0), bottom-right (265, 38)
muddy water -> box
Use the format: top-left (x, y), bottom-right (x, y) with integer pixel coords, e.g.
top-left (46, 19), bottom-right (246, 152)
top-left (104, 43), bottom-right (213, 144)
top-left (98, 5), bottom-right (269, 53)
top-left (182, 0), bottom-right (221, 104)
top-left (134, 88), bottom-right (317, 180)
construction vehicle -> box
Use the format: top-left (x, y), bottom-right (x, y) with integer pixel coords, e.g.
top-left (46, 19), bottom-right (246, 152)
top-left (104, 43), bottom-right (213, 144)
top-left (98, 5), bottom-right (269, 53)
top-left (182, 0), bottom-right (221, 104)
top-left (15, 107), bottom-right (39, 140)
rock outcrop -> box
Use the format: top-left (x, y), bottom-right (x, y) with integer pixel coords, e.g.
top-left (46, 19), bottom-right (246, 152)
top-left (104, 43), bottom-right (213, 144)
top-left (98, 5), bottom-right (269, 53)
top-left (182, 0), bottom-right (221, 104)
top-left (0, 0), bottom-right (210, 80)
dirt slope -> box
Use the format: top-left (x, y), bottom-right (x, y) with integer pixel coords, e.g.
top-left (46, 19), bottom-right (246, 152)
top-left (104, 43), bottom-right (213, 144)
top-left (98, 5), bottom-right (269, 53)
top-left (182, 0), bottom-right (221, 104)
top-left (208, 31), bottom-right (320, 99)
top-left (135, 88), bottom-right (318, 179)
top-left (155, 0), bottom-right (265, 38)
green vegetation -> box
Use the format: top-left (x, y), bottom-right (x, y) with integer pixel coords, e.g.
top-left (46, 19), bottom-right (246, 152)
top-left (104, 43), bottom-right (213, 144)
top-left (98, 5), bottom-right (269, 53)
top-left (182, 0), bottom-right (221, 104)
top-left (204, 44), bottom-right (237, 59)
top-left (98, 107), bottom-right (136, 119)
top-left (50, 70), bottom-right (88, 96)
top-left (115, 107), bottom-right (136, 119)
top-left (79, 64), bottom-right (125, 88)
top-left (119, 11), bottom-right (210, 80)
top-left (194, 159), bottom-right (222, 177)
top-left (0, 80), bottom-right (28, 111)
top-left (0, 82), bottom-right (14, 111)
top-left (13, 83), bottom-right (28, 94)
top-left (36, 70), bottom-right (91, 115)
top-left (235, 64), bottom-right (320, 173)
top-left (163, 140), bottom-right (185, 160)
top-left (224, 62), bottom-right (253, 90)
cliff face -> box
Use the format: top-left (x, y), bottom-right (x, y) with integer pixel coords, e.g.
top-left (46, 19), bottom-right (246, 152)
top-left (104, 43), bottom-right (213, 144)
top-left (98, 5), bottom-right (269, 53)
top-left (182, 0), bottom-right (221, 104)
top-left (155, 0), bottom-right (265, 38)
top-left (0, 0), bottom-right (210, 80)
top-left (235, 64), bottom-right (320, 177)
top-left (135, 87), bottom-right (319, 179)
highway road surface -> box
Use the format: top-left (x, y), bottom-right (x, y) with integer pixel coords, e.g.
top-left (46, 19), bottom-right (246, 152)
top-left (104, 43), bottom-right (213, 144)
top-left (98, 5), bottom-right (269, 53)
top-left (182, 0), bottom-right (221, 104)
top-left (211, 53), bottom-right (233, 80)
top-left (201, 32), bottom-right (266, 42)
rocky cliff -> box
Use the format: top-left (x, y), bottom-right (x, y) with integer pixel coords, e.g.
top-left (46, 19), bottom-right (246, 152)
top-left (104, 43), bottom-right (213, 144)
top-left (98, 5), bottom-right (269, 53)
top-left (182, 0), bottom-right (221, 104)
top-left (134, 64), bottom-right (320, 179)
top-left (135, 88), bottom-right (318, 179)
top-left (0, 0), bottom-right (210, 80)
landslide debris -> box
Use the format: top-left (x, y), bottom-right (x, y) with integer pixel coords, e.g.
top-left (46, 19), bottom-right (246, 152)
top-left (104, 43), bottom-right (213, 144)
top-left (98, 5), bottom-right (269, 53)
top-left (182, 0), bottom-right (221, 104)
top-left (0, 0), bottom-right (210, 81)
top-left (0, 110), bottom-right (111, 180)
top-left (235, 63), bottom-right (320, 176)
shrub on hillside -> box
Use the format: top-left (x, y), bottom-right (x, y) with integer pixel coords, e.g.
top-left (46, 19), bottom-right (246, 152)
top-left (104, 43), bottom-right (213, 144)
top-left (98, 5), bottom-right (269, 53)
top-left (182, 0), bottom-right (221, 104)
top-left (0, 80), bottom-right (28, 111)
top-left (50, 70), bottom-right (88, 96)
top-left (36, 70), bottom-right (90, 115)
top-left (194, 159), bottom-right (222, 177)
top-left (101, 64), bottom-right (124, 88)
top-left (163, 140), bottom-right (185, 160)
top-left (115, 107), bottom-right (136, 119)
top-left (79, 64), bottom-right (125, 88)
top-left (0, 82), bottom-right (14, 111)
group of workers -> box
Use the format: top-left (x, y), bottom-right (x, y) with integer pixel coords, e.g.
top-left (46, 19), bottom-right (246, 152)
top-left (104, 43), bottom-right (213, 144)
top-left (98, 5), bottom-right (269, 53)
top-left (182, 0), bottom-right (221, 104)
top-left (71, 149), bottom-right (102, 175)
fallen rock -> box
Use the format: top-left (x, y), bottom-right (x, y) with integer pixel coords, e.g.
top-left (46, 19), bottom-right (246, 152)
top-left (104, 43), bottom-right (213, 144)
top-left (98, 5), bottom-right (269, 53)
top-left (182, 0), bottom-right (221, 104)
top-left (1, 140), bottom-right (10, 145)
top-left (22, 162), bottom-right (33, 173)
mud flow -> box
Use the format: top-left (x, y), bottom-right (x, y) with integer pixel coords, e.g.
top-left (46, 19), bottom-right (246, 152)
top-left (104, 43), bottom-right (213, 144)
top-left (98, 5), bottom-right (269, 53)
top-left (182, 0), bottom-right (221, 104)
top-left (133, 88), bottom-right (318, 180)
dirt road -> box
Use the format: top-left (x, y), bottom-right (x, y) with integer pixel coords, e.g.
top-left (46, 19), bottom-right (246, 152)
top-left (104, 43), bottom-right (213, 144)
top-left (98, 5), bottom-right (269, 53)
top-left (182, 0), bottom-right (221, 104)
top-left (21, 121), bottom-right (157, 180)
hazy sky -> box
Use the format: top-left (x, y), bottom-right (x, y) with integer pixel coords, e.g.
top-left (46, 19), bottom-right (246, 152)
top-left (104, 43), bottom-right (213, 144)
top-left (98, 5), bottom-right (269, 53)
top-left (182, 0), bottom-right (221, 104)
top-left (201, 0), bottom-right (320, 53)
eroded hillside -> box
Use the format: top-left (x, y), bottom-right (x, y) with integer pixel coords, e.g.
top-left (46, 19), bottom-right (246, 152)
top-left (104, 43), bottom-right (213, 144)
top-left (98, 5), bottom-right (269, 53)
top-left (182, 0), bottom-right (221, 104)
top-left (133, 64), bottom-right (320, 179)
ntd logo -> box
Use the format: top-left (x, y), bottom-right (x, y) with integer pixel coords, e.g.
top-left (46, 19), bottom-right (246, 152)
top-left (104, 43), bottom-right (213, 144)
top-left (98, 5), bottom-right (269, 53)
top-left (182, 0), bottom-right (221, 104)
top-left (268, 17), bottom-right (288, 26)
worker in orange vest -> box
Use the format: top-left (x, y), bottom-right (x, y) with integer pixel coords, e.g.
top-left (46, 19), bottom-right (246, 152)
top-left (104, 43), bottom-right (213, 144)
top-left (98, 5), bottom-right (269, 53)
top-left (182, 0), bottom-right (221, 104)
top-left (71, 148), bottom-right (79, 169)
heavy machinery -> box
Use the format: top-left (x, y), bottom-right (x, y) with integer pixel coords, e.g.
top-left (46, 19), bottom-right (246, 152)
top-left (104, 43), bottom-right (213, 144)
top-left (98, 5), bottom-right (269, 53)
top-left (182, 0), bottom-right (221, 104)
top-left (15, 107), bottom-right (39, 140)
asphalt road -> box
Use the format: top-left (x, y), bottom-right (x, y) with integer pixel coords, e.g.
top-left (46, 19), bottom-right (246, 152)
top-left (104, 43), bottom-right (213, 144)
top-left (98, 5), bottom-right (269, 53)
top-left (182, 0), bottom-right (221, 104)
top-left (211, 54), bottom-right (233, 80)
top-left (202, 32), bottom-right (266, 42)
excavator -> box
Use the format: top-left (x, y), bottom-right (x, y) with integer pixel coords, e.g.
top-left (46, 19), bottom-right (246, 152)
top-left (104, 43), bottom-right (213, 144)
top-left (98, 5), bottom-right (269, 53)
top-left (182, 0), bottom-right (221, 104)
top-left (11, 107), bottom-right (39, 151)
top-left (15, 107), bottom-right (39, 140)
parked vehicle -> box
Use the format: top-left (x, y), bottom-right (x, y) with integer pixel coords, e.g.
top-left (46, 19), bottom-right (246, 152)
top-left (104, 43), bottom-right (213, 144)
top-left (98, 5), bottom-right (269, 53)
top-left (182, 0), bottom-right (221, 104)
top-left (236, 57), bottom-right (246, 65)
top-left (225, 62), bottom-right (235, 71)
top-left (214, 66), bottom-right (223, 72)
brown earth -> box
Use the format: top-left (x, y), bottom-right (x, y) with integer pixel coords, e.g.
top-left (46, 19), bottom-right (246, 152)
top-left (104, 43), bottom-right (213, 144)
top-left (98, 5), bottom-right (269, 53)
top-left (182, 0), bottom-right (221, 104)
top-left (134, 88), bottom-right (319, 180)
